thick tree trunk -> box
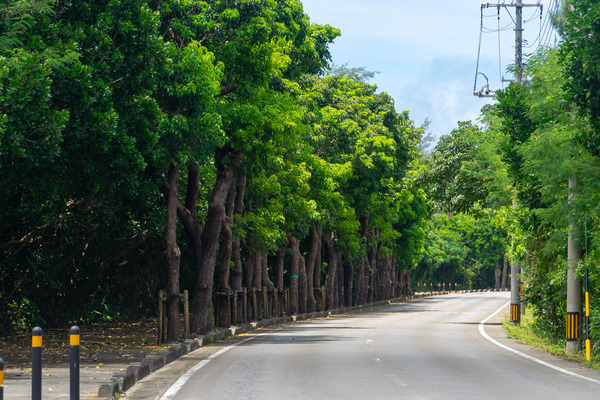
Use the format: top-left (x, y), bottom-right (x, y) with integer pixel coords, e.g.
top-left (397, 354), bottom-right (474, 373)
top-left (367, 243), bottom-right (377, 303)
top-left (356, 257), bottom-right (366, 305)
top-left (391, 259), bottom-right (398, 297)
top-left (405, 270), bottom-right (413, 296)
top-left (501, 252), bottom-right (508, 290)
top-left (322, 233), bottom-right (338, 310)
top-left (243, 248), bottom-right (255, 318)
top-left (298, 253), bottom-right (307, 314)
top-left (216, 179), bottom-right (237, 327)
top-left (275, 239), bottom-right (288, 317)
top-left (289, 236), bottom-right (300, 315)
top-left (166, 161), bottom-right (202, 339)
top-left (312, 223), bottom-right (322, 310)
top-left (190, 150), bottom-right (241, 334)
top-left (344, 258), bottom-right (353, 306)
top-left (494, 260), bottom-right (500, 289)
top-left (261, 251), bottom-right (274, 290)
top-left (230, 172), bottom-right (246, 323)
top-left (276, 239), bottom-right (288, 291)
top-left (253, 251), bottom-right (262, 320)
top-left (261, 252), bottom-right (274, 317)
top-left (165, 164), bottom-right (181, 342)
top-left (305, 221), bottom-right (320, 312)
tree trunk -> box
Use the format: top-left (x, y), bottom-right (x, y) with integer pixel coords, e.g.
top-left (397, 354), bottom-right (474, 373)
top-left (230, 172), bottom-right (246, 323)
top-left (391, 259), bottom-right (398, 297)
top-left (367, 242), bottom-right (377, 303)
top-left (312, 223), bottom-right (322, 310)
top-left (165, 164), bottom-right (181, 342)
top-left (261, 250), bottom-right (274, 290)
top-left (243, 248), bottom-right (255, 317)
top-left (190, 150), bottom-right (241, 334)
top-left (355, 256), bottom-right (366, 305)
top-left (275, 239), bottom-right (288, 317)
top-left (166, 161), bottom-right (202, 338)
top-left (322, 233), bottom-right (338, 310)
top-left (494, 260), bottom-right (500, 289)
top-left (216, 179), bottom-right (237, 327)
top-left (253, 251), bottom-right (262, 320)
top-left (305, 221), bottom-right (320, 312)
top-left (344, 258), bottom-right (353, 306)
top-left (276, 239), bottom-right (289, 291)
top-left (406, 270), bottom-right (413, 296)
top-left (298, 252), bottom-right (307, 314)
top-left (501, 252), bottom-right (508, 290)
top-left (289, 236), bottom-right (300, 315)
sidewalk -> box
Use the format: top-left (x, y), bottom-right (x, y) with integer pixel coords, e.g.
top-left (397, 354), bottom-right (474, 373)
top-left (3, 360), bottom-right (131, 399)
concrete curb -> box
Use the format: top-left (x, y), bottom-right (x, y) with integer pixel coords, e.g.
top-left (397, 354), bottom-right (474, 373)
top-left (98, 288), bottom-right (509, 399)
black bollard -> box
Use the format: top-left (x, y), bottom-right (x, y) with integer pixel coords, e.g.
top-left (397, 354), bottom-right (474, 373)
top-left (0, 356), bottom-right (4, 400)
top-left (70, 326), bottom-right (80, 400)
top-left (32, 327), bottom-right (42, 400)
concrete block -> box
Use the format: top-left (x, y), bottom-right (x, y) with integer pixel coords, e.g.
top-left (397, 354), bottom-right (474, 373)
top-left (98, 380), bottom-right (119, 399)
top-left (143, 355), bottom-right (164, 372)
top-left (256, 319), bottom-right (268, 328)
top-left (184, 338), bottom-right (200, 351)
top-left (196, 335), bottom-right (208, 346)
top-left (113, 370), bottom-right (135, 392)
top-left (170, 343), bottom-right (187, 357)
top-left (159, 348), bottom-right (177, 364)
top-left (126, 362), bottom-right (149, 381)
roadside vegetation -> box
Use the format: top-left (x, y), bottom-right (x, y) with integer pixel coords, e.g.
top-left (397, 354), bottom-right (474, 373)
top-left (419, 0), bottom-right (600, 361)
top-left (2, 0), bottom-right (600, 365)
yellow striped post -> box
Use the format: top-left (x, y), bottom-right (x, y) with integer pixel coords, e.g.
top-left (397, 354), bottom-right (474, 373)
top-left (510, 304), bottom-right (520, 325)
top-left (586, 290), bottom-right (591, 361)
top-left (0, 356), bottom-right (4, 400)
top-left (70, 326), bottom-right (80, 400)
top-left (32, 327), bottom-right (42, 400)
top-left (566, 312), bottom-right (579, 342)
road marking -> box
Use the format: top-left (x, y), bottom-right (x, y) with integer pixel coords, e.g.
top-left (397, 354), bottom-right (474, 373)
top-left (158, 331), bottom-right (270, 400)
top-left (479, 301), bottom-right (600, 385)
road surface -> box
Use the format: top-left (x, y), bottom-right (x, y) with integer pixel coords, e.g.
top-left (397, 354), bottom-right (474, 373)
top-left (138, 292), bottom-right (600, 399)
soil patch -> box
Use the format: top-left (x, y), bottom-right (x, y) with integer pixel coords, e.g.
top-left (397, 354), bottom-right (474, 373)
top-left (0, 318), bottom-right (169, 369)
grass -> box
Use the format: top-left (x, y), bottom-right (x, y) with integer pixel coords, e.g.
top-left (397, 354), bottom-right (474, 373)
top-left (504, 307), bottom-right (600, 371)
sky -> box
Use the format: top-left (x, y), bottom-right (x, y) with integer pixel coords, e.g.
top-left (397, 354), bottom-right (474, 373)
top-left (300, 0), bottom-right (560, 148)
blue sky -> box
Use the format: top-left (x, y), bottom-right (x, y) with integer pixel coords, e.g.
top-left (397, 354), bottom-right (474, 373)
top-left (300, 0), bottom-right (559, 147)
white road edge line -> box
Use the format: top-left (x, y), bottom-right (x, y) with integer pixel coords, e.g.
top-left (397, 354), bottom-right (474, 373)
top-left (479, 300), bottom-right (600, 385)
top-left (157, 330), bottom-right (274, 400)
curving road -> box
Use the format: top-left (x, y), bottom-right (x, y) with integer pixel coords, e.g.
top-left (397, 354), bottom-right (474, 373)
top-left (154, 292), bottom-right (600, 400)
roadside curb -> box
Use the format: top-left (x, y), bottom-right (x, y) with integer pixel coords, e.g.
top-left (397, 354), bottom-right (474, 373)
top-left (98, 289), bottom-right (505, 399)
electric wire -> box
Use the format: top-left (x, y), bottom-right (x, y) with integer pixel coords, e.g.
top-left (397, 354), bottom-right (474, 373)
top-left (474, 6), bottom-right (484, 92)
top-left (524, 6), bottom-right (544, 49)
top-left (474, 1), bottom-right (553, 95)
top-left (498, 7), bottom-right (504, 89)
top-left (541, 0), bottom-right (560, 48)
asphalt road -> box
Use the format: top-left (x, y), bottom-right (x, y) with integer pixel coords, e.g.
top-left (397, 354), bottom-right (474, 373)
top-left (133, 292), bottom-right (600, 400)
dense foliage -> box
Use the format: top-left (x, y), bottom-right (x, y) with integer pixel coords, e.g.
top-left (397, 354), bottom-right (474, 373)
top-left (418, 0), bottom-right (600, 356)
top-left (4, 1), bottom-right (598, 360)
top-left (0, 0), bottom-right (427, 336)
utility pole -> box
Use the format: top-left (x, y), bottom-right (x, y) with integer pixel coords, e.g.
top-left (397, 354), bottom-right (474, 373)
top-left (474, 1), bottom-right (541, 97)
top-left (476, 0), bottom-right (541, 324)
top-left (566, 176), bottom-right (582, 354)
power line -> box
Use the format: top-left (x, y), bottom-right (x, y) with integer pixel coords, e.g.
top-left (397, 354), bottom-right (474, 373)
top-left (474, 1), bottom-right (542, 98)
